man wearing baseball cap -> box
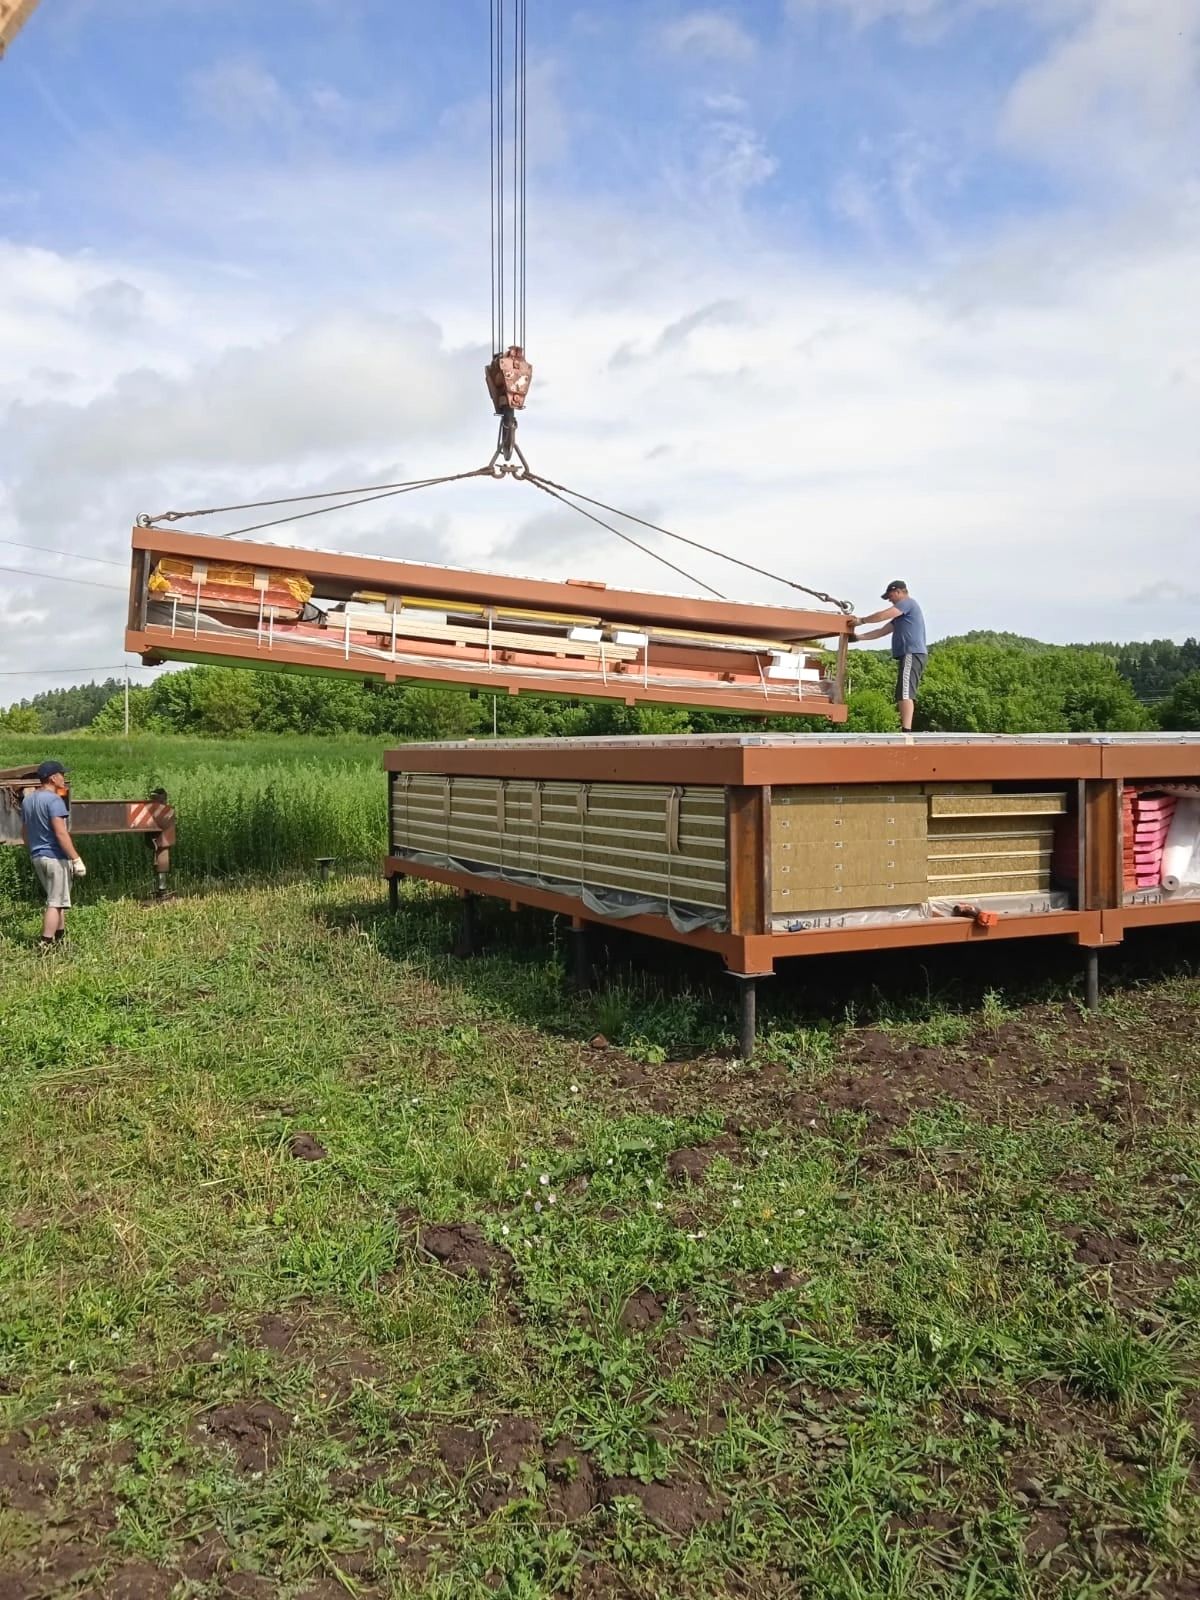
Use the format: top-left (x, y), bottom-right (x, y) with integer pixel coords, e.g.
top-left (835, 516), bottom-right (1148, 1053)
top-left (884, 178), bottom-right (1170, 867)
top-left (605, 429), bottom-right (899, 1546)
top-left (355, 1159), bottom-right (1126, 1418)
top-left (852, 582), bottom-right (928, 732)
top-left (21, 761), bottom-right (85, 952)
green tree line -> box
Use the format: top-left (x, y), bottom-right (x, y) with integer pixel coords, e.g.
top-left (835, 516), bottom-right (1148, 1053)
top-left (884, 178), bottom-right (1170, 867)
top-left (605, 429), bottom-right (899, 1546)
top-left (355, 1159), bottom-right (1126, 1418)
top-left (3, 636), bottom-right (1200, 740)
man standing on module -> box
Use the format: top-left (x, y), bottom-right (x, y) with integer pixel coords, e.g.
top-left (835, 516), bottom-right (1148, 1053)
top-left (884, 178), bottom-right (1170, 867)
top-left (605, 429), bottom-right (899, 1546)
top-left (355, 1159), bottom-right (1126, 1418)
top-left (853, 581), bottom-right (927, 733)
top-left (21, 760), bottom-right (85, 952)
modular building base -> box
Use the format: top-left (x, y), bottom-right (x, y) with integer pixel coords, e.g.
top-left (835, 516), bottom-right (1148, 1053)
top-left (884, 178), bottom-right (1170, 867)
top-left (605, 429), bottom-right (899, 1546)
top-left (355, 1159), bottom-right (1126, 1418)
top-left (382, 734), bottom-right (1200, 1059)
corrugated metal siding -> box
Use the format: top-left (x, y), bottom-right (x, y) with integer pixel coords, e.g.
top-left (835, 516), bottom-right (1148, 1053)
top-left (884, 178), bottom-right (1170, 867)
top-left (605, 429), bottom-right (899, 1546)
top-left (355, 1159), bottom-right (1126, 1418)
top-left (392, 776), bottom-right (727, 912)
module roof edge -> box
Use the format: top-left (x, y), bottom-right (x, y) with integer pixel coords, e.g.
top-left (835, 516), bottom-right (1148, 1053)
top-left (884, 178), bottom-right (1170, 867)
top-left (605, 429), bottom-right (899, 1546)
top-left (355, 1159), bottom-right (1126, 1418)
top-left (132, 524), bottom-right (848, 623)
top-left (385, 732), bottom-right (1200, 751)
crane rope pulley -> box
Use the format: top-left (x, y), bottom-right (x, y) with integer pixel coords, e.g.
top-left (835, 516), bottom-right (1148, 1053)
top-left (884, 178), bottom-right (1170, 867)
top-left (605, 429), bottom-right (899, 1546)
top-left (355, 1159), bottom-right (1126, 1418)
top-left (135, 0), bottom-right (855, 617)
top-left (483, 0), bottom-right (531, 464)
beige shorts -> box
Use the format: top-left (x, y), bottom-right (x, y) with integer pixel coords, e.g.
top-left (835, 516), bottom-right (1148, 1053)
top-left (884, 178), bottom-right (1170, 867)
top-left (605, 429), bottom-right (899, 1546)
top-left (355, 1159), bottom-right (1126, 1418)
top-left (33, 857), bottom-right (72, 909)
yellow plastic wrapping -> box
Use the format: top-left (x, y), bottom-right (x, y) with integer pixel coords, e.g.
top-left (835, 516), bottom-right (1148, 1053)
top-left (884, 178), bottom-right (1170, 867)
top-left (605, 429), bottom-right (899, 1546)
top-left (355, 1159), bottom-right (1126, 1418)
top-left (149, 558), bottom-right (314, 606)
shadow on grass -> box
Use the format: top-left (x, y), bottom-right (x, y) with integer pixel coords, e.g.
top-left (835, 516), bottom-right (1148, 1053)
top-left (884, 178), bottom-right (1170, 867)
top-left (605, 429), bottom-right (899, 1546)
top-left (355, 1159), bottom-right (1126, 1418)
top-left (316, 877), bottom-right (1200, 1059)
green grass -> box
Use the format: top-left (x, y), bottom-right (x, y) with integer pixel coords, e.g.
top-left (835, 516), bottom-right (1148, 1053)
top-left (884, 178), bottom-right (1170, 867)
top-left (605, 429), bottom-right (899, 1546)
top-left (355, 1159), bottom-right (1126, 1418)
top-left (0, 733), bottom-right (386, 894)
top-left (2, 863), bottom-right (1199, 1598)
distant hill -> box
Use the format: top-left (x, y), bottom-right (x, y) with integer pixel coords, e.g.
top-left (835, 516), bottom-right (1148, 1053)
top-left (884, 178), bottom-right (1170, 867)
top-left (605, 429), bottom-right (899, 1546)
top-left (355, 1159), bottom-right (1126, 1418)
top-left (1, 677), bottom-right (125, 733)
top-left (934, 631), bottom-right (1049, 652)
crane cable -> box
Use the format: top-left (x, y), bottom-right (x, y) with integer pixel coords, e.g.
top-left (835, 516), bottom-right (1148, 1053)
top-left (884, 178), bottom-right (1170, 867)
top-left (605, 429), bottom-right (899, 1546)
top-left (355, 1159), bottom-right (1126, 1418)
top-left (131, 0), bottom-right (854, 615)
top-left (491, 0), bottom-right (527, 357)
top-left (527, 473), bottom-right (853, 613)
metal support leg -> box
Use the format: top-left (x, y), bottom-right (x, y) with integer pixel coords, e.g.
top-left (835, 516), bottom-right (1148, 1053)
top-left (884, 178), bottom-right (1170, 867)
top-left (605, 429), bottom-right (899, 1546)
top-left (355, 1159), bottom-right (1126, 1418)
top-left (454, 893), bottom-right (479, 959)
top-left (388, 873), bottom-right (401, 914)
top-left (1084, 947), bottom-right (1100, 1013)
top-left (730, 974), bottom-right (758, 1063)
top-left (569, 923), bottom-right (591, 993)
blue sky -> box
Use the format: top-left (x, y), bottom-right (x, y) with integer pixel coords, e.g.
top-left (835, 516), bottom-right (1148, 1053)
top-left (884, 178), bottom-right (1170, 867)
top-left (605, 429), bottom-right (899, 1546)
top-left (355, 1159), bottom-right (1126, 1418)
top-left (1, 0), bottom-right (1198, 697)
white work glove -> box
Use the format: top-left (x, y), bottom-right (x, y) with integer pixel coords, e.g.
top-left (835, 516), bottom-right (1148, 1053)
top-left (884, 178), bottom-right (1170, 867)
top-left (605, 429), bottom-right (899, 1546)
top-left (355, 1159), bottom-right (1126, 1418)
top-left (71, 858), bottom-right (87, 878)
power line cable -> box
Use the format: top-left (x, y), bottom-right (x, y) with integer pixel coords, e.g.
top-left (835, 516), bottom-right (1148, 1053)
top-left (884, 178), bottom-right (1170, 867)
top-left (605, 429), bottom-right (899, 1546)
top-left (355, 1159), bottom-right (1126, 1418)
top-left (0, 537), bottom-right (126, 568)
top-left (0, 664), bottom-right (152, 677)
top-left (0, 561), bottom-right (126, 594)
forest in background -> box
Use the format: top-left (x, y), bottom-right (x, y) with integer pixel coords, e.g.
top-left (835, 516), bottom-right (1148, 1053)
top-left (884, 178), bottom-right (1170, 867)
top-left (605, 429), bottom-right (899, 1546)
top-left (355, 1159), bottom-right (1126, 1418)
top-left (3, 632), bottom-right (1200, 741)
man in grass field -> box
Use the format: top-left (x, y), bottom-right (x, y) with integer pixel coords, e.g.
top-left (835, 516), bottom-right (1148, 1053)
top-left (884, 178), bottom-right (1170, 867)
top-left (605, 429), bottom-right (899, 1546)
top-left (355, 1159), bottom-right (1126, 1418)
top-left (21, 760), bottom-right (85, 952)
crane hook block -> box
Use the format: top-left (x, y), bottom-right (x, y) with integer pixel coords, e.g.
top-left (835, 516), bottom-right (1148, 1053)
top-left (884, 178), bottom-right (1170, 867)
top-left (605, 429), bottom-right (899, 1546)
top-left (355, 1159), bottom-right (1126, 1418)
top-left (485, 346), bottom-right (533, 415)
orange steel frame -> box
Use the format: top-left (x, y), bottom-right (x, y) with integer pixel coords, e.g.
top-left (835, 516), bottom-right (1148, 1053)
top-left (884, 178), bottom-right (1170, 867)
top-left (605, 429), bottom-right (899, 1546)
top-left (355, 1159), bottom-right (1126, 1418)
top-left (126, 527), bottom-right (854, 720)
top-left (383, 738), bottom-right (1200, 978)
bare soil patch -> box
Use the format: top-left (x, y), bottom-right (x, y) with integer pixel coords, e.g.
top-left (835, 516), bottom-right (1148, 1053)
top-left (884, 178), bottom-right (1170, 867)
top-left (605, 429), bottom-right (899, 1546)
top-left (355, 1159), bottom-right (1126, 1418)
top-left (288, 1132), bottom-right (328, 1161)
top-left (417, 1221), bottom-right (509, 1283)
top-left (619, 1286), bottom-right (666, 1333)
top-left (1056, 1224), bottom-right (1184, 1310)
top-left (603, 1476), bottom-right (727, 1536)
top-left (194, 1399), bottom-right (292, 1473)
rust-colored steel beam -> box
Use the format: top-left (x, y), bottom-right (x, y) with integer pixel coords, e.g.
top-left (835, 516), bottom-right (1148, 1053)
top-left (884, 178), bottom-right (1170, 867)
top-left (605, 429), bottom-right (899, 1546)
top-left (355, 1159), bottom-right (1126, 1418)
top-left (70, 798), bottom-right (176, 845)
top-left (126, 627), bottom-right (848, 721)
top-left (726, 787), bottom-right (768, 938)
top-left (130, 525), bottom-right (852, 643)
top-left (1100, 744), bottom-right (1200, 780)
top-left (1082, 779), bottom-right (1121, 912)
top-left (383, 735), bottom-right (1109, 787)
top-left (384, 853), bottom-right (1113, 974)
top-left (385, 854), bottom-right (749, 964)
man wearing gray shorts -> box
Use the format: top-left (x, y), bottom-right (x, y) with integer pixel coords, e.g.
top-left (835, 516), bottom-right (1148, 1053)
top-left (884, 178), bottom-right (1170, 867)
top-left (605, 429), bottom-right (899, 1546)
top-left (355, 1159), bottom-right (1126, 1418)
top-left (21, 760), bottom-right (86, 952)
top-left (852, 581), bottom-right (928, 732)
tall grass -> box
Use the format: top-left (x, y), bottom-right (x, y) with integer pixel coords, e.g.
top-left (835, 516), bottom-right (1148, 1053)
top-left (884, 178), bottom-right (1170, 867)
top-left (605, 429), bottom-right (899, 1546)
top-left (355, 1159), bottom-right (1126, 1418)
top-left (0, 735), bottom-right (387, 897)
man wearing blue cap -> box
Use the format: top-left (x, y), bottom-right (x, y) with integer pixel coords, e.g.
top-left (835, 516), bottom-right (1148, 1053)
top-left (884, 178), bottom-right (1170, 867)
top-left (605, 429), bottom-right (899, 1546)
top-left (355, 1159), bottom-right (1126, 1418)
top-left (852, 581), bottom-right (928, 732)
top-left (21, 761), bottom-right (85, 952)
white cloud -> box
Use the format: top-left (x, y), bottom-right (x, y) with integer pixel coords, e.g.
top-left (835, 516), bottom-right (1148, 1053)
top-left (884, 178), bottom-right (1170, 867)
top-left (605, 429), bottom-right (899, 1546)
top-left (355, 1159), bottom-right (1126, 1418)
top-left (660, 10), bottom-right (758, 61)
top-left (1000, 0), bottom-right (1200, 182)
top-left (3, 187), bottom-right (1199, 700)
top-left (793, 0), bottom-right (953, 22)
top-left (3, 0), bottom-right (1200, 702)
top-left (188, 58), bottom-right (293, 133)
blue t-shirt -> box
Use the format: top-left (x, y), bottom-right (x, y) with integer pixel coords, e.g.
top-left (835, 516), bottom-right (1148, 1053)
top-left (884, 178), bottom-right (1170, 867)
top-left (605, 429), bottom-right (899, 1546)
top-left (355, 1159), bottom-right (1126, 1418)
top-left (22, 788), bottom-right (69, 860)
top-left (891, 597), bottom-right (927, 659)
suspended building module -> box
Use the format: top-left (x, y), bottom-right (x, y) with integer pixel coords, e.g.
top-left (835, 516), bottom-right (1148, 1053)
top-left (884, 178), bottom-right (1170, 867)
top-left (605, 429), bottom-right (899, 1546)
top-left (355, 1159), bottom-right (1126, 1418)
top-left (126, 526), bottom-right (855, 719)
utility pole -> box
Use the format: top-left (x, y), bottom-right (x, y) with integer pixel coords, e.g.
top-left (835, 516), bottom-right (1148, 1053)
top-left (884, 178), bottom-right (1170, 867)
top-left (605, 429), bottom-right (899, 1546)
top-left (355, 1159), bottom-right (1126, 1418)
top-left (124, 672), bottom-right (130, 738)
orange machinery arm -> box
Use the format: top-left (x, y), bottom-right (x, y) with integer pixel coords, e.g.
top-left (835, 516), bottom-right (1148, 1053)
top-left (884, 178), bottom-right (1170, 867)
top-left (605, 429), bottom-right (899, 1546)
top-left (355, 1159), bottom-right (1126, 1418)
top-left (0, 0), bottom-right (40, 56)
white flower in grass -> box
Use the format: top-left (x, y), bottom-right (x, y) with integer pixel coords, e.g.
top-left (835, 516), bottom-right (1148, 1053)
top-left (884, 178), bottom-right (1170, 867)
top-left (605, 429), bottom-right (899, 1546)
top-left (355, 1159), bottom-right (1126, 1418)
top-left (653, 1202), bottom-right (663, 1212)
top-left (539, 1174), bottom-right (550, 1186)
top-left (534, 1201), bottom-right (543, 1213)
top-left (548, 1195), bottom-right (557, 1206)
top-left (501, 1225), bottom-right (510, 1237)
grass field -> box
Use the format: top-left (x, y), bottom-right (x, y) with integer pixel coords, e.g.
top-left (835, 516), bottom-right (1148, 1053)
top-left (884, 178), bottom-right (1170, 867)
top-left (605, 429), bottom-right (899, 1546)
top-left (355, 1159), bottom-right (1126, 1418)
top-left (0, 736), bottom-right (386, 896)
top-left (2, 825), bottom-right (1200, 1598)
